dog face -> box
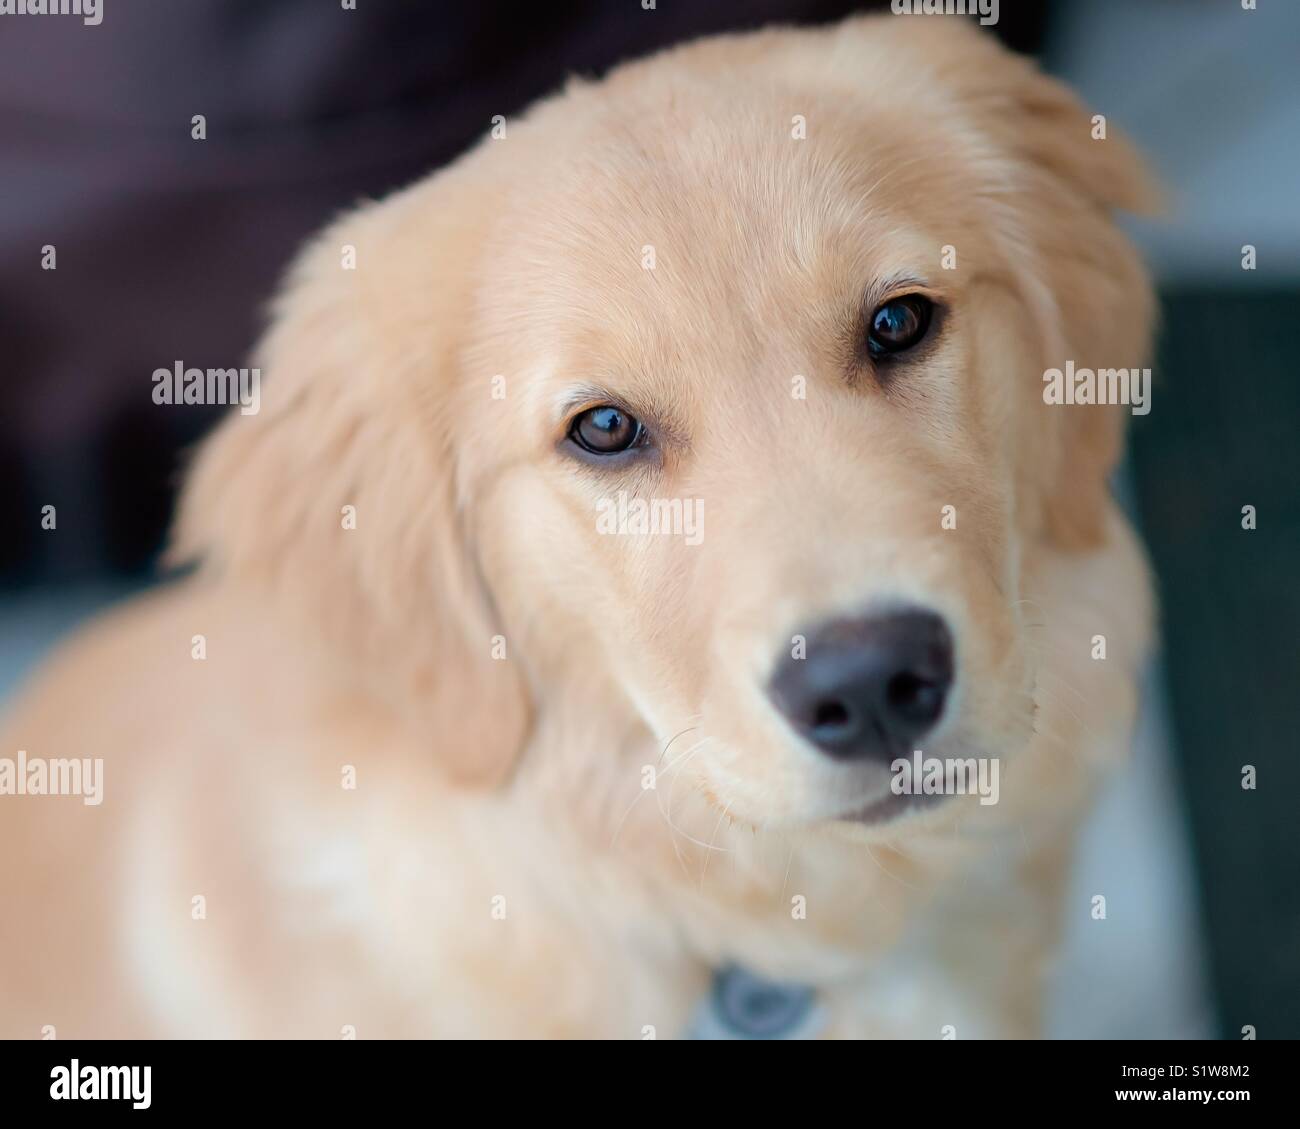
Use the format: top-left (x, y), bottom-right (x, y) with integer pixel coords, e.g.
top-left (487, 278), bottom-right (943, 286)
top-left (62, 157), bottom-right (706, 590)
top-left (179, 18), bottom-right (1154, 835)
top-left (464, 102), bottom-right (1032, 830)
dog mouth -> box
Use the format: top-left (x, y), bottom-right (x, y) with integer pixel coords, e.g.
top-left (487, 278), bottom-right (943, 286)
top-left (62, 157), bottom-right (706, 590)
top-left (832, 745), bottom-right (1003, 825)
top-left (837, 788), bottom-right (946, 825)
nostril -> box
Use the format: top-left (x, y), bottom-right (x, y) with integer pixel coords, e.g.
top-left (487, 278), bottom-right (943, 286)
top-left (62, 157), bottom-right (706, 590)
top-left (811, 699), bottom-right (851, 732)
top-left (885, 672), bottom-right (945, 724)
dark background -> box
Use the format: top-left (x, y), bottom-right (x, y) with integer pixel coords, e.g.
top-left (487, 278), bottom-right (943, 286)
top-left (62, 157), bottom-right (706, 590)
top-left (1, 0), bottom-right (1295, 1038)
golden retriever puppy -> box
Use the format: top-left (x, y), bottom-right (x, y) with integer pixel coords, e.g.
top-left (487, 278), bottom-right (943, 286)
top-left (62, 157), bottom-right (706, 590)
top-left (0, 14), bottom-right (1156, 1038)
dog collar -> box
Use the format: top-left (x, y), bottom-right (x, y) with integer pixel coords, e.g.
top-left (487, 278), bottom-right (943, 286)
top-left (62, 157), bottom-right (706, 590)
top-left (686, 965), bottom-right (824, 1040)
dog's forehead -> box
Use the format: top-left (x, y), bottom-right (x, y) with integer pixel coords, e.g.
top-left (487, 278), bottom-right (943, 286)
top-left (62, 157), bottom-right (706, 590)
top-left (533, 103), bottom-right (868, 255)
top-left (487, 96), bottom-right (964, 335)
top-left (462, 60), bottom-right (1002, 414)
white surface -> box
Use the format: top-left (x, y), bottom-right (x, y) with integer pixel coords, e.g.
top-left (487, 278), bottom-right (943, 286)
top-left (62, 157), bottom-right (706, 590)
top-left (1047, 671), bottom-right (1213, 1038)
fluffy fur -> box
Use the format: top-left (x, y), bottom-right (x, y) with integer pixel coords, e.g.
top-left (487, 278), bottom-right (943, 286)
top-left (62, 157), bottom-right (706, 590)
top-left (0, 15), bottom-right (1156, 1038)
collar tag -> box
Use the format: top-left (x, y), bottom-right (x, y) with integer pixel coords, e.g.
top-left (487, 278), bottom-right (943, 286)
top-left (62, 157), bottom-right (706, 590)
top-left (686, 965), bottom-right (824, 1040)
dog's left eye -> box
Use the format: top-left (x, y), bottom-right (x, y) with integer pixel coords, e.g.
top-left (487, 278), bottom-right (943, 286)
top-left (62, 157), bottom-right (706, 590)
top-left (568, 405), bottom-right (646, 455)
top-left (867, 294), bottom-right (933, 358)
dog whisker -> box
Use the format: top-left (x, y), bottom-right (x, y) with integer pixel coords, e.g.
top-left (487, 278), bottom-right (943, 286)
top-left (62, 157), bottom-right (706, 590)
top-left (699, 801), bottom-right (736, 891)
top-left (863, 842), bottom-right (923, 891)
top-left (658, 720), bottom-right (703, 766)
top-left (609, 729), bottom-right (711, 851)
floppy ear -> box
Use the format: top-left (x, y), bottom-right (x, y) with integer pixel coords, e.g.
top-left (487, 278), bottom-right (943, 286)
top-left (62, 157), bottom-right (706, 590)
top-left (853, 15), bottom-right (1159, 549)
top-left (172, 166), bottom-right (532, 787)
top-left (950, 31), bottom-right (1159, 550)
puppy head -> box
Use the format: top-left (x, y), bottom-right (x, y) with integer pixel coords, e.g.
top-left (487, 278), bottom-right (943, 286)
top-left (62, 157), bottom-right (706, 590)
top-left (177, 17), bottom-right (1155, 826)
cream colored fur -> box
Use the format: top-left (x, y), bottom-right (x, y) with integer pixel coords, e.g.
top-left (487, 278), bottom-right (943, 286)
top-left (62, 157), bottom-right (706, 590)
top-left (0, 15), bottom-right (1156, 1038)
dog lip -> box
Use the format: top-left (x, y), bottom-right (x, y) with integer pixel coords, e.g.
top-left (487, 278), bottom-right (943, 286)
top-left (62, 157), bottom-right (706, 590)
top-left (836, 789), bottom-right (945, 826)
top-left (836, 743), bottom-right (996, 824)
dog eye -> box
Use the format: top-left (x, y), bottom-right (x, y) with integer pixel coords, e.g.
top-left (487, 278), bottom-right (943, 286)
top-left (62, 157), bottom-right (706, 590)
top-left (568, 405), bottom-right (645, 455)
top-left (867, 294), bottom-right (933, 358)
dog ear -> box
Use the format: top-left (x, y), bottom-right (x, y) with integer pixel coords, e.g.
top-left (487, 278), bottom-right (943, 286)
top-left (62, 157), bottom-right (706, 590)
top-left (954, 30), bottom-right (1160, 549)
top-left (849, 15), bottom-right (1159, 549)
top-left (172, 167), bottom-right (532, 787)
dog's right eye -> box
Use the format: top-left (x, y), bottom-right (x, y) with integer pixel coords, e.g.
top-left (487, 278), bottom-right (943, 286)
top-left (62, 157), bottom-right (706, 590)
top-left (568, 406), bottom-right (646, 455)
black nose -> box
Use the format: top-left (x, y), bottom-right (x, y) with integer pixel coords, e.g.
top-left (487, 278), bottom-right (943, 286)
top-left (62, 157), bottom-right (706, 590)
top-left (768, 610), bottom-right (954, 761)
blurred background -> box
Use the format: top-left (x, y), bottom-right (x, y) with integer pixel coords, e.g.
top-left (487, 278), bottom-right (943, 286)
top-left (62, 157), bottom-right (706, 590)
top-left (1, 0), bottom-right (1296, 1037)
